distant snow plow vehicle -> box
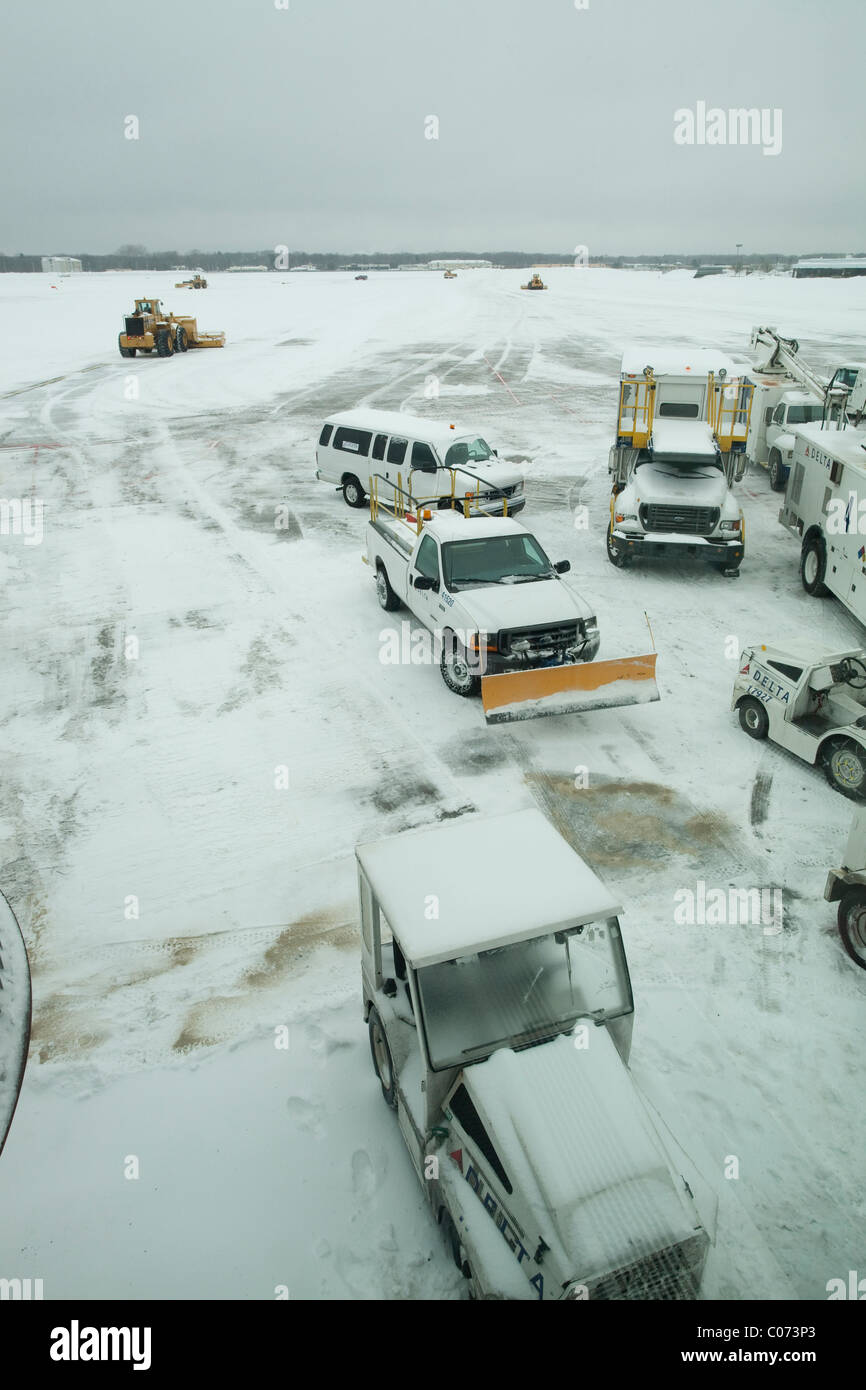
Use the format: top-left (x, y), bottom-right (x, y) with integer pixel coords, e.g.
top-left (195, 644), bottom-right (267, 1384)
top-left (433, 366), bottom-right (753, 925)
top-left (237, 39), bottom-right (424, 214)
top-left (444, 270), bottom-right (457, 279)
top-left (732, 642), bottom-right (866, 799)
top-left (364, 472), bottom-right (659, 724)
top-left (118, 299), bottom-right (225, 358)
top-left (824, 809), bottom-right (866, 969)
top-left (521, 272), bottom-right (546, 290)
top-left (0, 890), bottom-right (32, 1159)
top-left (175, 274), bottom-right (208, 288)
top-left (358, 808), bottom-right (712, 1300)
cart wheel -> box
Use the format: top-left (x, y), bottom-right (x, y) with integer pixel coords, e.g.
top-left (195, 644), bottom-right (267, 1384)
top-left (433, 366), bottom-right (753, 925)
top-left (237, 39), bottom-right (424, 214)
top-left (368, 1008), bottom-right (396, 1108)
top-left (823, 739), bottom-right (866, 800)
top-left (837, 887), bottom-right (866, 969)
top-left (738, 697), bottom-right (769, 740)
top-left (439, 1209), bottom-right (471, 1279)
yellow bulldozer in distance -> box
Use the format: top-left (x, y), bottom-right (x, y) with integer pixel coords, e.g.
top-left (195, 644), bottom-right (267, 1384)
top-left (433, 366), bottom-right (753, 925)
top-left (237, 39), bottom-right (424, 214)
top-left (521, 272), bottom-right (547, 290)
top-left (175, 274), bottom-right (208, 288)
top-left (118, 299), bottom-right (225, 358)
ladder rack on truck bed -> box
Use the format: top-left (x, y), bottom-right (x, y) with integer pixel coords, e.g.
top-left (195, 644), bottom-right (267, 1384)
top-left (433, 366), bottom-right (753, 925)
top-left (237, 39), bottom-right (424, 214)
top-left (369, 466), bottom-right (513, 533)
top-left (616, 367), bottom-right (754, 460)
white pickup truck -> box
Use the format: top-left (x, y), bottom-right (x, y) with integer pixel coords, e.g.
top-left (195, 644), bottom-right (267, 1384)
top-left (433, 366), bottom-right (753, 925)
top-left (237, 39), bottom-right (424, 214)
top-left (366, 506), bottom-right (601, 712)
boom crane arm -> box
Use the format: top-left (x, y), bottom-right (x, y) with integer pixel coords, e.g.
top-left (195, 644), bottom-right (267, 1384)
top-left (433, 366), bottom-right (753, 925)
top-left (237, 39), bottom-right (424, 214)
top-left (750, 326), bottom-right (829, 398)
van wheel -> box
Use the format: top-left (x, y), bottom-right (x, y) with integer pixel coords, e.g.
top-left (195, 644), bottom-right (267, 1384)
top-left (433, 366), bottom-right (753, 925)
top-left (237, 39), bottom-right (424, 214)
top-left (439, 1210), bottom-right (471, 1279)
top-left (342, 475), bottom-right (366, 508)
top-left (823, 739), bottom-right (866, 800)
top-left (440, 634), bottom-right (481, 697)
top-left (368, 1009), bottom-right (396, 1109)
top-left (801, 536), bottom-right (828, 596)
top-left (606, 523), bottom-right (629, 568)
top-left (837, 887), bottom-right (866, 969)
top-left (768, 450), bottom-right (785, 491)
top-left (376, 564), bottom-right (401, 612)
top-left (738, 698), bottom-right (769, 740)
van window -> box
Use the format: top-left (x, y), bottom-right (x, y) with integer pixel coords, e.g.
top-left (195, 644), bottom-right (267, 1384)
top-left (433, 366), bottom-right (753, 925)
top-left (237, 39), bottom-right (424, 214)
top-left (334, 426), bottom-right (373, 456)
top-left (415, 534), bottom-right (439, 580)
top-left (372, 433), bottom-right (387, 461)
top-left (412, 442), bottom-right (438, 471)
top-left (319, 424), bottom-right (333, 446)
top-left (387, 437), bottom-right (408, 466)
top-left (658, 402), bottom-right (699, 419)
top-left (444, 436), bottom-right (493, 470)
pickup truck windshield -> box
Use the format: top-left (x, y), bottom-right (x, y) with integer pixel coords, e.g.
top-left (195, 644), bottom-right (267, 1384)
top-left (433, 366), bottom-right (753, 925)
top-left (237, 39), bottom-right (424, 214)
top-left (415, 920), bottom-right (632, 1070)
top-left (443, 436), bottom-right (494, 470)
top-left (442, 534), bottom-right (553, 589)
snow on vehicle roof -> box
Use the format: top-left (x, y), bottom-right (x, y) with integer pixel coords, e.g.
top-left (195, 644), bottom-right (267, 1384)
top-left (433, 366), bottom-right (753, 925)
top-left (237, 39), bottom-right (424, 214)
top-left (356, 808), bottom-right (622, 967)
top-left (423, 512), bottom-right (528, 541)
top-left (324, 408), bottom-right (480, 445)
top-left (620, 347), bottom-right (742, 378)
top-left (651, 419), bottom-right (717, 458)
top-left (793, 420), bottom-right (866, 468)
top-left (748, 640), bottom-right (865, 668)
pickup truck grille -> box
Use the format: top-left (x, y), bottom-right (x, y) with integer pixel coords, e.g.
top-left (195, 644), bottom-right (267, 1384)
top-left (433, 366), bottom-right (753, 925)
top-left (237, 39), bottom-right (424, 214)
top-left (639, 504), bottom-right (719, 536)
top-left (499, 621), bottom-right (581, 656)
top-left (584, 1233), bottom-right (707, 1301)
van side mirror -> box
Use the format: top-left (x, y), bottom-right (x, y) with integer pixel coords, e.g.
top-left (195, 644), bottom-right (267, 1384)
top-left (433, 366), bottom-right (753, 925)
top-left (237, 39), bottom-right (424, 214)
top-left (554, 560), bottom-right (570, 574)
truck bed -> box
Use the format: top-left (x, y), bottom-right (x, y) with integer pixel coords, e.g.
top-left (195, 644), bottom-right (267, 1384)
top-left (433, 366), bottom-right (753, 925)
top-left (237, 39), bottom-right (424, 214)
top-left (369, 516), bottom-right (415, 560)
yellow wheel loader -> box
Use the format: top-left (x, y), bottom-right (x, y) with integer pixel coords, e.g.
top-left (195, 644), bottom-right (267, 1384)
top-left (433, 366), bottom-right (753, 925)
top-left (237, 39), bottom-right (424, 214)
top-left (118, 299), bottom-right (225, 358)
top-left (521, 272), bottom-right (546, 290)
top-left (175, 274), bottom-right (208, 289)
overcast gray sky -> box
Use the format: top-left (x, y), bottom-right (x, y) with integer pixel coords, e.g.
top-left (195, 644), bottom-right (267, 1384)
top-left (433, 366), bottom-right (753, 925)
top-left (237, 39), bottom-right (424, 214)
top-left (2, 0), bottom-right (863, 255)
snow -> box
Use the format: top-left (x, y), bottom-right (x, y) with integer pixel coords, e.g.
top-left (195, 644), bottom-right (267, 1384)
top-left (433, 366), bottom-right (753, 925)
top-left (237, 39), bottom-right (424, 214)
top-left (0, 894), bottom-right (31, 1154)
top-left (650, 418), bottom-right (718, 459)
top-left (621, 346), bottom-right (743, 379)
top-left (794, 418), bottom-right (866, 468)
top-left (484, 675), bottom-right (660, 724)
top-left (358, 808), bottom-right (621, 965)
top-left (1, 266), bottom-right (865, 1300)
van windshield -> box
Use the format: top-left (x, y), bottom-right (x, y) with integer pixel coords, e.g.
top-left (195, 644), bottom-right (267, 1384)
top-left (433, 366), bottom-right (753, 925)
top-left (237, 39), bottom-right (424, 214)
top-left (444, 436), bottom-right (494, 470)
top-left (441, 533), bottom-right (553, 589)
top-left (415, 920), bottom-right (633, 1070)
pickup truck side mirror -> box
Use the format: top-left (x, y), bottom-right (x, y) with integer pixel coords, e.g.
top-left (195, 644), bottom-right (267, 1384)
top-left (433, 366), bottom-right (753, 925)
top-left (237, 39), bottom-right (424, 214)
top-left (554, 560), bottom-right (570, 574)
top-left (413, 575), bottom-right (437, 590)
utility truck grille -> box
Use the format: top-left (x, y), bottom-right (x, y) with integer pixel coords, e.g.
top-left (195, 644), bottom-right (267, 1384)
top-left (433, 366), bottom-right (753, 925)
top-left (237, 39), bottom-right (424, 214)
top-left (580, 1233), bottom-right (708, 1301)
top-left (639, 504), bottom-right (719, 536)
top-left (500, 621), bottom-right (581, 656)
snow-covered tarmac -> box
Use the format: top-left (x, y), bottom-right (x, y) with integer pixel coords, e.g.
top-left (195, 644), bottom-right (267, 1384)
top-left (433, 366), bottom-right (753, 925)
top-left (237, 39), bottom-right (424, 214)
top-left (1, 266), bottom-right (864, 1299)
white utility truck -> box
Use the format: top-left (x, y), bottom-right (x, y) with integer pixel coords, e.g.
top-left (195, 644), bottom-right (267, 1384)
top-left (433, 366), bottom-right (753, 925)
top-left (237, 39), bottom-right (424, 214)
top-left (365, 474), bottom-right (659, 724)
top-left (358, 808), bottom-right (712, 1300)
top-left (824, 809), bottom-right (866, 969)
top-left (778, 418), bottom-right (866, 622)
top-left (607, 349), bottom-right (753, 576)
top-left (315, 409), bottom-right (526, 513)
top-left (732, 641), bottom-right (866, 799)
top-left (745, 327), bottom-right (866, 490)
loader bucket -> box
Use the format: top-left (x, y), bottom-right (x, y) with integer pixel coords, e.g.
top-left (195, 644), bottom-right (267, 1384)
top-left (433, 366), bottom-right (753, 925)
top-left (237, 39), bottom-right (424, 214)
top-left (481, 653), bottom-right (659, 725)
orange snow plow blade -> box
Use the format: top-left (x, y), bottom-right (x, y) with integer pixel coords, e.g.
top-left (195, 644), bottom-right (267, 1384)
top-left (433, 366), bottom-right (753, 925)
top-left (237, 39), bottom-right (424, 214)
top-left (481, 653), bottom-right (659, 725)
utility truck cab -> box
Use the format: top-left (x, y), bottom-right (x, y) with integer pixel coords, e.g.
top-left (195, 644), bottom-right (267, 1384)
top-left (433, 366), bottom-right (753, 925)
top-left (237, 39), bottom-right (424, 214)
top-left (358, 809), bottom-right (711, 1300)
top-left (607, 349), bottom-right (753, 576)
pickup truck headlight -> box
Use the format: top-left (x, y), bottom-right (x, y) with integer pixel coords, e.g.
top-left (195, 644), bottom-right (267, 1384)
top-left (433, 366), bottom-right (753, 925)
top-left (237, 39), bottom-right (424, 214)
top-left (614, 512), bottom-right (637, 523)
top-left (720, 520), bottom-right (741, 533)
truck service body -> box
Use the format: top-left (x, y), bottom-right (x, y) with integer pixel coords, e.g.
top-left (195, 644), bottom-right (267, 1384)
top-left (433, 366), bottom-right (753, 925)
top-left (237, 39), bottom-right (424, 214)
top-left (358, 810), bottom-right (711, 1301)
top-left (315, 408), bottom-right (525, 513)
top-left (607, 348), bottom-right (751, 575)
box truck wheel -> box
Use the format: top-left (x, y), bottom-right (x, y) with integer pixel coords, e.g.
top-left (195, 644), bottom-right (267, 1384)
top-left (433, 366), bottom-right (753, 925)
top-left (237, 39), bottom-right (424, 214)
top-left (440, 632), bottom-right (481, 697)
top-left (738, 698), bottom-right (769, 740)
top-left (606, 524), bottom-right (629, 568)
top-left (837, 886), bottom-right (866, 969)
top-left (375, 564), bottom-right (401, 612)
top-left (823, 739), bottom-right (866, 800)
top-left (342, 475), bottom-right (366, 508)
top-left (801, 536), bottom-right (828, 597)
top-left (368, 1009), bottom-right (396, 1108)
top-left (768, 450), bottom-right (785, 492)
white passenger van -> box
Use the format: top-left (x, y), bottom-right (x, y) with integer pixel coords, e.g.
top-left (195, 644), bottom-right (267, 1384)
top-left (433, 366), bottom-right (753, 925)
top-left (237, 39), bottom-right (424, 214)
top-left (315, 409), bottom-right (526, 514)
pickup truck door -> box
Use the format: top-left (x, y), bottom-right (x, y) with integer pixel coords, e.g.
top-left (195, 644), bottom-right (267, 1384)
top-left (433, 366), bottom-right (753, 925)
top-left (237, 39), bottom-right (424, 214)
top-left (408, 533), bottom-right (447, 626)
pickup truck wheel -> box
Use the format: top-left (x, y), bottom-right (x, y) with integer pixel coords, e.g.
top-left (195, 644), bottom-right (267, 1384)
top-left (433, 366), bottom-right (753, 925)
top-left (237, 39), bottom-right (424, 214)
top-left (768, 450), bottom-right (785, 492)
top-left (368, 1009), bottom-right (396, 1109)
top-left (342, 475), bottom-right (366, 508)
top-left (837, 887), bottom-right (866, 969)
top-left (375, 564), bottom-right (401, 612)
top-left (440, 635), bottom-right (481, 697)
top-left (606, 523), bottom-right (629, 568)
top-left (738, 698), bottom-right (769, 740)
top-left (823, 739), bottom-right (866, 800)
top-left (801, 536), bottom-right (829, 597)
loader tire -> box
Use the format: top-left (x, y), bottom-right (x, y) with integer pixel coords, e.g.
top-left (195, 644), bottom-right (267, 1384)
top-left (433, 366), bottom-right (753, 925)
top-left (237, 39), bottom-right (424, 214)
top-left (375, 563), bottom-right (401, 612)
top-left (738, 698), bottom-right (769, 740)
top-left (440, 632), bottom-right (481, 698)
top-left (156, 329), bottom-right (174, 357)
top-left (175, 326), bottom-right (188, 353)
top-left (342, 475), bottom-right (366, 508)
top-left (837, 886), bottom-right (866, 970)
top-left (768, 450), bottom-right (785, 492)
top-left (118, 337), bottom-right (136, 358)
top-left (801, 535), bottom-right (828, 597)
top-left (606, 523), bottom-right (629, 568)
top-left (822, 738), bottom-right (866, 801)
top-left (368, 1009), bottom-right (396, 1109)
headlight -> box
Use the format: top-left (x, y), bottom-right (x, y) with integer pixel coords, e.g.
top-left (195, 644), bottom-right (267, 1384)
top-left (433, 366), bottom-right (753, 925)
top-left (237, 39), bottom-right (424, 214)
top-left (720, 520), bottom-right (741, 533)
top-left (614, 512), bottom-right (637, 523)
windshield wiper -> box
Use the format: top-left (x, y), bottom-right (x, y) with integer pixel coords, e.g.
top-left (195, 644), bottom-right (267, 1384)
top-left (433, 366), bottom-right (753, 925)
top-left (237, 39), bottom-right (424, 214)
top-left (498, 573), bottom-right (550, 584)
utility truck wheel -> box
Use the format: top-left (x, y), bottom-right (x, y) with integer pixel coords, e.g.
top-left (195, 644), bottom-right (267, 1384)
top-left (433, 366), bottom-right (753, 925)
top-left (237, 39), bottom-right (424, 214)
top-left (768, 451), bottom-right (785, 492)
top-left (801, 536), bottom-right (828, 597)
top-left (175, 326), bottom-right (188, 352)
top-left (440, 633), bottom-right (481, 697)
top-left (156, 330), bottom-right (173, 357)
top-left (342, 475), bottom-right (366, 508)
top-left (118, 336), bottom-right (135, 358)
top-left (738, 698), bottom-right (769, 740)
top-left (837, 887), bottom-right (866, 970)
top-left (606, 523), bottom-right (629, 568)
top-left (823, 739), bottom-right (866, 800)
top-left (375, 564), bottom-right (401, 612)
top-left (367, 1009), bottom-right (396, 1109)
